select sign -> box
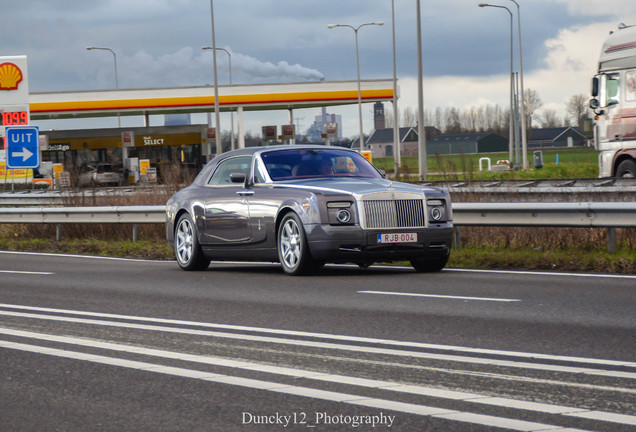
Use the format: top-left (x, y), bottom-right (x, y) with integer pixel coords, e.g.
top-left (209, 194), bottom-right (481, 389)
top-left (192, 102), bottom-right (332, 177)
top-left (6, 126), bottom-right (40, 169)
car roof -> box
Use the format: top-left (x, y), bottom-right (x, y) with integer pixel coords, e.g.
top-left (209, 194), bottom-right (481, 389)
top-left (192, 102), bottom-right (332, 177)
top-left (196, 145), bottom-right (358, 186)
top-left (210, 145), bottom-right (355, 162)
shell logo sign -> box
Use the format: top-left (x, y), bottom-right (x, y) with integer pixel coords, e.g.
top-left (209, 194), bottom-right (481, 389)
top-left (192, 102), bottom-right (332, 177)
top-left (0, 62), bottom-right (23, 91)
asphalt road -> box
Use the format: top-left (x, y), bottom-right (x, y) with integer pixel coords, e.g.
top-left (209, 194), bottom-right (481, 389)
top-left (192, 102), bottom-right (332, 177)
top-left (0, 250), bottom-right (634, 431)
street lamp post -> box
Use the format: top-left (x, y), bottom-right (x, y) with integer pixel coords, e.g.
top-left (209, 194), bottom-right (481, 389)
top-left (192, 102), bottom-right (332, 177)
top-left (416, 0), bottom-right (427, 180)
top-left (209, 0), bottom-right (222, 156)
top-left (507, 0), bottom-right (528, 169)
top-left (391, 0), bottom-right (401, 177)
top-left (327, 21), bottom-right (384, 152)
top-left (86, 46), bottom-right (120, 127)
top-left (479, 3), bottom-right (515, 167)
top-left (202, 46), bottom-right (235, 150)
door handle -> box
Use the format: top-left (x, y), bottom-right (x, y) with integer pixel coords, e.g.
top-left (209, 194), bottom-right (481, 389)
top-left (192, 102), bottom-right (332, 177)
top-left (236, 190), bottom-right (254, 196)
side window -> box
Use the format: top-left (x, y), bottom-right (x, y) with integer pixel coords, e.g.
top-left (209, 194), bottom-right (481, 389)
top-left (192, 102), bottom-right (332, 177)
top-left (207, 156), bottom-right (252, 186)
top-left (605, 73), bottom-right (620, 106)
top-left (626, 70), bottom-right (636, 102)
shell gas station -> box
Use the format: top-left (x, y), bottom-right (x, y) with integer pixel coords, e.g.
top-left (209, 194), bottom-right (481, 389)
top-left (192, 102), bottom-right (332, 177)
top-left (1, 55), bottom-right (396, 186)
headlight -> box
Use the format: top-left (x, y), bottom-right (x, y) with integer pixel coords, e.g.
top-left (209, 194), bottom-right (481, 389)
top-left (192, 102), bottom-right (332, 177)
top-left (427, 198), bottom-right (448, 222)
top-left (336, 209), bottom-right (351, 223)
top-left (327, 201), bottom-right (355, 225)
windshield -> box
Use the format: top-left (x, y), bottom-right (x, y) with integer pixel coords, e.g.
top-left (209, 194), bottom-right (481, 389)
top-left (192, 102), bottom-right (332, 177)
top-left (260, 148), bottom-right (382, 181)
top-left (97, 164), bottom-right (114, 173)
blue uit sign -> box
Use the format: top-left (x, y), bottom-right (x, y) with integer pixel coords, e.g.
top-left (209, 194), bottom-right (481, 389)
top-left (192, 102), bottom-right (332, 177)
top-left (6, 126), bottom-right (40, 169)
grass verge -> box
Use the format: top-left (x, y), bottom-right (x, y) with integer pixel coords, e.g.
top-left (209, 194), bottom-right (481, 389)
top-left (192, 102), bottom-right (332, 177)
top-left (0, 237), bottom-right (173, 261)
top-left (449, 246), bottom-right (636, 274)
top-left (374, 148), bottom-right (599, 180)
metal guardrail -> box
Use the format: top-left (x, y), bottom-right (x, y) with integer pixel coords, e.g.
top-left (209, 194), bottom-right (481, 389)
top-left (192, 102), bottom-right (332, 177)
top-left (2, 179), bottom-right (636, 205)
top-left (427, 177), bottom-right (636, 191)
top-left (0, 203), bottom-right (634, 252)
top-left (452, 202), bottom-right (636, 228)
top-left (0, 206), bottom-right (165, 243)
top-left (2, 203), bottom-right (635, 227)
top-left (452, 202), bottom-right (636, 253)
top-left (0, 206), bottom-right (165, 224)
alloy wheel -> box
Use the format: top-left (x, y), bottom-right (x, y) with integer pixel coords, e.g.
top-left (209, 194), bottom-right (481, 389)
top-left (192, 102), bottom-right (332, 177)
top-left (176, 217), bottom-right (194, 265)
top-left (279, 218), bottom-right (301, 270)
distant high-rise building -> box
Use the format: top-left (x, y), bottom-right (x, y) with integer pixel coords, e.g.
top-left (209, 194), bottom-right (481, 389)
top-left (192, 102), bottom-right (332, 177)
top-left (305, 107), bottom-right (343, 142)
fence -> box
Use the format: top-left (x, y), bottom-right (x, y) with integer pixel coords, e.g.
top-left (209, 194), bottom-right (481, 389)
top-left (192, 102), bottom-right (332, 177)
top-left (1, 202), bottom-right (635, 253)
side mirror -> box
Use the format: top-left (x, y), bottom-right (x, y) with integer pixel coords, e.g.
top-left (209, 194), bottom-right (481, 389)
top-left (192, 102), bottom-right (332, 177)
top-left (230, 172), bottom-right (247, 183)
top-left (591, 76), bottom-right (599, 97)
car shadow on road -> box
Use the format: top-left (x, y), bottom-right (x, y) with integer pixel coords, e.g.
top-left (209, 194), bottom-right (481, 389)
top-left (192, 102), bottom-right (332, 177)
top-left (204, 262), bottom-right (414, 277)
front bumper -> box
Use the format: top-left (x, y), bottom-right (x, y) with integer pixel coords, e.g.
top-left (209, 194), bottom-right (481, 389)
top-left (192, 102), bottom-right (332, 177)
top-left (306, 223), bottom-right (452, 263)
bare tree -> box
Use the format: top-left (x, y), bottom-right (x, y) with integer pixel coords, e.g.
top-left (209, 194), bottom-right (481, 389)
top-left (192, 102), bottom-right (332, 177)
top-left (384, 107), bottom-right (396, 129)
top-left (540, 108), bottom-right (561, 128)
top-left (484, 104), bottom-right (505, 135)
top-left (444, 107), bottom-right (461, 134)
top-left (566, 94), bottom-right (589, 127)
top-left (462, 107), bottom-right (479, 132)
top-left (524, 88), bottom-right (543, 129)
top-left (434, 106), bottom-right (445, 132)
top-left (402, 106), bottom-right (417, 127)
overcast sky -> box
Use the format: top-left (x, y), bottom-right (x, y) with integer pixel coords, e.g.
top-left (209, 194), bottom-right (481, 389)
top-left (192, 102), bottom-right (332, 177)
top-left (2, 0), bottom-right (636, 138)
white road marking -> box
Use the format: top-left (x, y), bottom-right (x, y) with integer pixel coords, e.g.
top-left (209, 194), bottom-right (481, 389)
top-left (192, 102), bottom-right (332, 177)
top-left (291, 352), bottom-right (636, 395)
top-left (0, 334), bottom-right (610, 431)
top-left (0, 270), bottom-right (55, 275)
top-left (0, 303), bottom-right (634, 370)
top-left (445, 267), bottom-right (636, 280)
top-left (0, 250), bottom-right (169, 263)
top-left (2, 326), bottom-right (635, 427)
top-left (0, 309), bottom-right (634, 380)
top-left (359, 290), bottom-right (521, 302)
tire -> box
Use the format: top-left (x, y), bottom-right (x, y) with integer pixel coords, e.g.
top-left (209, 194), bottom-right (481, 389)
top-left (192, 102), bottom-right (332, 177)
top-left (410, 254), bottom-right (449, 273)
top-left (616, 159), bottom-right (636, 178)
top-left (174, 213), bottom-right (210, 271)
top-left (277, 212), bottom-right (315, 276)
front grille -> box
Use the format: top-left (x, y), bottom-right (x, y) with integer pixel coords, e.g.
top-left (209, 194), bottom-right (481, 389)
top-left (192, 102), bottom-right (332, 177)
top-left (362, 199), bottom-right (426, 229)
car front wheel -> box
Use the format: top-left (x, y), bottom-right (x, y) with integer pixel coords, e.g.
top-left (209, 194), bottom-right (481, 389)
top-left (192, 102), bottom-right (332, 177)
top-left (277, 212), bottom-right (315, 276)
top-left (175, 213), bottom-right (210, 271)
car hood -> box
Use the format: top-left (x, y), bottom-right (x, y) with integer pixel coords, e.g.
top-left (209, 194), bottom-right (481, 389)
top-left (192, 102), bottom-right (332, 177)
top-left (275, 177), bottom-right (442, 197)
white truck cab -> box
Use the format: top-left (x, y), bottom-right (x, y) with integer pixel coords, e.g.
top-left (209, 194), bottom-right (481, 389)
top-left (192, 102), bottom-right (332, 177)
top-left (590, 24), bottom-right (636, 178)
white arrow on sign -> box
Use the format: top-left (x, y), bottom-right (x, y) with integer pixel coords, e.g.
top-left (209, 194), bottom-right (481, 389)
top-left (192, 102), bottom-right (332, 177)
top-left (11, 148), bottom-right (34, 162)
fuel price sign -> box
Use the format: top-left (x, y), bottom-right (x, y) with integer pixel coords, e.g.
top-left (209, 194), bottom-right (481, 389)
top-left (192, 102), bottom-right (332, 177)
top-left (0, 56), bottom-right (30, 129)
top-left (0, 110), bottom-right (29, 126)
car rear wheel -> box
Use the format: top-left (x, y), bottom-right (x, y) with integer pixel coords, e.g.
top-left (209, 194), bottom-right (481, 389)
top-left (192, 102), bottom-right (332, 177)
top-left (175, 213), bottom-right (210, 271)
top-left (277, 213), bottom-right (315, 275)
top-left (410, 254), bottom-right (449, 273)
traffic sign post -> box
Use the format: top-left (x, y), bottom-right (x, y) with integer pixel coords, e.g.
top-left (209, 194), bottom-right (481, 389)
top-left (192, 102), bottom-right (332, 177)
top-left (6, 126), bottom-right (40, 169)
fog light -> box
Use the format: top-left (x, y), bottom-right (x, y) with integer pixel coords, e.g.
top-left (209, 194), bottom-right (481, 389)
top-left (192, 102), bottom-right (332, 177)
top-left (336, 209), bottom-right (351, 224)
top-left (431, 207), bottom-right (443, 221)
